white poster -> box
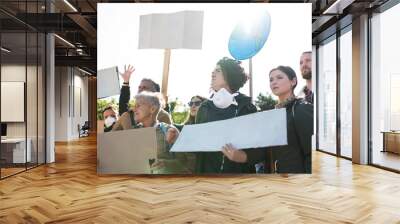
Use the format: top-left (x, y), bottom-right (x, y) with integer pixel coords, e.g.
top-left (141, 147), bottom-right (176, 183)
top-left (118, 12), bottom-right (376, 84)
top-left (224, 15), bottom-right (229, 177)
top-left (97, 66), bottom-right (120, 99)
top-left (171, 108), bottom-right (287, 152)
top-left (138, 10), bottom-right (204, 49)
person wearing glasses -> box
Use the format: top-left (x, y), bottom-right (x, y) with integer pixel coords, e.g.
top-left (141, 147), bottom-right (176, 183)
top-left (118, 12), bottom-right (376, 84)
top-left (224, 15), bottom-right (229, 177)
top-left (185, 96), bottom-right (207, 125)
top-left (195, 57), bottom-right (257, 174)
top-left (221, 66), bottom-right (313, 174)
top-left (170, 95), bottom-right (207, 173)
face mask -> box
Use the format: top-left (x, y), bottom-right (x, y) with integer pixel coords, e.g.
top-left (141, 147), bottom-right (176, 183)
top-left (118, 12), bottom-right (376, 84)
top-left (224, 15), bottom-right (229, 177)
top-left (210, 88), bottom-right (238, 109)
top-left (104, 116), bottom-right (116, 128)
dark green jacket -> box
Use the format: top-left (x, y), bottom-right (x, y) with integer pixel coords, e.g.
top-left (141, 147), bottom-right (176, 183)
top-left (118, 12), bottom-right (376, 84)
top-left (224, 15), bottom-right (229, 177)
top-left (172, 120), bottom-right (197, 173)
top-left (194, 93), bottom-right (257, 174)
top-left (246, 98), bottom-right (313, 173)
top-left (150, 122), bottom-right (192, 174)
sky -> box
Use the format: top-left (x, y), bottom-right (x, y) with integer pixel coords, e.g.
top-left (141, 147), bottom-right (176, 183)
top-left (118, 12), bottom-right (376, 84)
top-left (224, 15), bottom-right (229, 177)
top-left (98, 3), bottom-right (311, 107)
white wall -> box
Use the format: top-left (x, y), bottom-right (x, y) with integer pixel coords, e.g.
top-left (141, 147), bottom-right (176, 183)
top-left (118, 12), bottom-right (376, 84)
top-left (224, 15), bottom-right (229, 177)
top-left (55, 67), bottom-right (69, 141)
top-left (1, 64), bottom-right (46, 164)
top-left (1, 65), bottom-right (38, 137)
top-left (1, 66), bottom-right (26, 138)
top-left (55, 67), bottom-right (89, 141)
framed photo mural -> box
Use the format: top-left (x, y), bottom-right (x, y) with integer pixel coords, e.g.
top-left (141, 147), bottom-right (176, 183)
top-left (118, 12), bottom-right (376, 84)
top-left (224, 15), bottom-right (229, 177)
top-left (97, 3), bottom-right (312, 175)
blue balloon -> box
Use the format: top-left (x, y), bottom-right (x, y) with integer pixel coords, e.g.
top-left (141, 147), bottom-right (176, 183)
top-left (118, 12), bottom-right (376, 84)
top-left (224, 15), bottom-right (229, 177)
top-left (228, 11), bottom-right (271, 60)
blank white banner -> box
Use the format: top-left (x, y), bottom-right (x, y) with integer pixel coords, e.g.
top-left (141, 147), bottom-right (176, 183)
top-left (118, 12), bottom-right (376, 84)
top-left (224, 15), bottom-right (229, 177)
top-left (138, 10), bottom-right (204, 49)
top-left (97, 66), bottom-right (120, 99)
top-left (171, 108), bottom-right (287, 152)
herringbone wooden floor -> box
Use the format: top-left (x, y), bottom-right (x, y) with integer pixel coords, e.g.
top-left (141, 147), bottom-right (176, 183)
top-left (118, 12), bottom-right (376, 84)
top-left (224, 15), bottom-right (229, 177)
top-left (1, 135), bottom-right (400, 224)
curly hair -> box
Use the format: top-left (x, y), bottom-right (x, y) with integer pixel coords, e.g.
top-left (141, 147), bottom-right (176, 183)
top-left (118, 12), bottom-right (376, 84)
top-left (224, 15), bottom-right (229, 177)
top-left (217, 57), bottom-right (247, 92)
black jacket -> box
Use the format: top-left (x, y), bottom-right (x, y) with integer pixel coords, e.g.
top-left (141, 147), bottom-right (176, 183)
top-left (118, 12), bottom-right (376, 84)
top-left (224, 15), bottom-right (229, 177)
top-left (246, 98), bottom-right (313, 173)
top-left (194, 93), bottom-right (257, 174)
top-left (119, 85), bottom-right (130, 116)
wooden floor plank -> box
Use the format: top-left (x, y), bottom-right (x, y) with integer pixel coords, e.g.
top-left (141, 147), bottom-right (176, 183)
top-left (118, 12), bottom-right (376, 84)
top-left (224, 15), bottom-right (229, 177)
top-left (0, 135), bottom-right (399, 223)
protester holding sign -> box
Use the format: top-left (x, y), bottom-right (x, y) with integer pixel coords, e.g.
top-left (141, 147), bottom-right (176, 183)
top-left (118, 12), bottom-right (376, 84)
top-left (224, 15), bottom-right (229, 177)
top-left (195, 57), bottom-right (257, 174)
top-left (102, 65), bottom-right (135, 133)
top-left (129, 91), bottom-right (192, 174)
top-left (112, 65), bottom-right (172, 131)
top-left (222, 66), bottom-right (313, 173)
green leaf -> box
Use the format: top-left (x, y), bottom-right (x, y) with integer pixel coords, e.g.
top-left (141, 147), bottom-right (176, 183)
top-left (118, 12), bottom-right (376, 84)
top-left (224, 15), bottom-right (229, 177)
top-left (254, 93), bottom-right (277, 111)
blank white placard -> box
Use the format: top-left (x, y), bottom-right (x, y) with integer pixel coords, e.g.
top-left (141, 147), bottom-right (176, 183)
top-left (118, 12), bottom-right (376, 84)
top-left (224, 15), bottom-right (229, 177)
top-left (171, 108), bottom-right (287, 152)
top-left (138, 10), bottom-right (204, 49)
top-left (97, 66), bottom-right (120, 99)
top-left (1, 82), bottom-right (25, 122)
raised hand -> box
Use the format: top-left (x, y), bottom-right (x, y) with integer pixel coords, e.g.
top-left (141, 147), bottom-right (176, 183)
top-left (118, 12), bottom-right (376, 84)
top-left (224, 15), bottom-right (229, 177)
top-left (221, 143), bottom-right (247, 163)
top-left (120, 64), bottom-right (135, 83)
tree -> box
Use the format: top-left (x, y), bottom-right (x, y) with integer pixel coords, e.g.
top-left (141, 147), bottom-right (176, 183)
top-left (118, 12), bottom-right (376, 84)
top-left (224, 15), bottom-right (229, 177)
top-left (168, 98), bottom-right (178, 114)
top-left (255, 93), bottom-right (277, 111)
top-left (168, 98), bottom-right (189, 124)
top-left (97, 98), bottom-right (118, 120)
